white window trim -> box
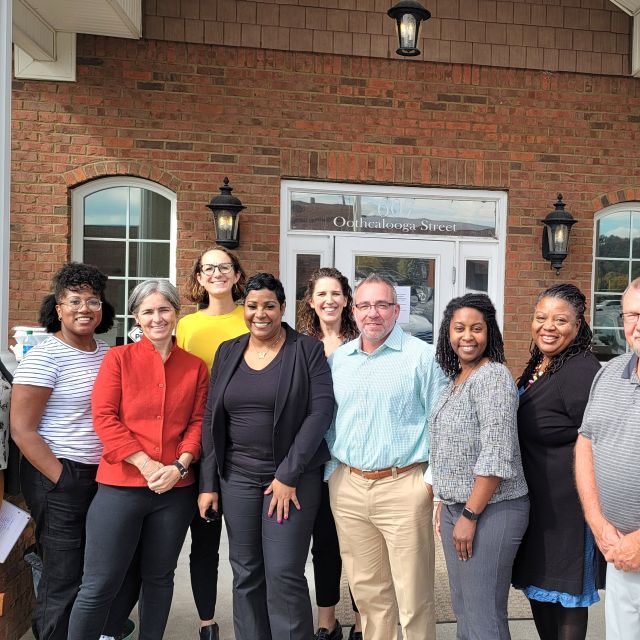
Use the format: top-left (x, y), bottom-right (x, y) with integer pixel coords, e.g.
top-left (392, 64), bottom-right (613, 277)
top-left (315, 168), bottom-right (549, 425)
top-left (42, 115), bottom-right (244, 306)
top-left (591, 202), bottom-right (640, 349)
top-left (1, 0), bottom-right (11, 356)
top-left (71, 176), bottom-right (177, 285)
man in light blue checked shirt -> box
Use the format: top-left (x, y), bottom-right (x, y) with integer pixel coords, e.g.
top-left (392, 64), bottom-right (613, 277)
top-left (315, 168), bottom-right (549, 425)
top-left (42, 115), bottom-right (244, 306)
top-left (326, 273), bottom-right (447, 640)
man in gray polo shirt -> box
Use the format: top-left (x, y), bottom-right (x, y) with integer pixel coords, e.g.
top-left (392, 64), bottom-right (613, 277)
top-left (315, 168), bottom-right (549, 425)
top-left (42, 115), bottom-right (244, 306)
top-left (576, 277), bottom-right (640, 639)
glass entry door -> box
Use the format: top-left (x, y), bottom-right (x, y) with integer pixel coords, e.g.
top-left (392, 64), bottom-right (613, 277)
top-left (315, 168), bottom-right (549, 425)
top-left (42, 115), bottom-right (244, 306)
top-left (334, 237), bottom-right (454, 344)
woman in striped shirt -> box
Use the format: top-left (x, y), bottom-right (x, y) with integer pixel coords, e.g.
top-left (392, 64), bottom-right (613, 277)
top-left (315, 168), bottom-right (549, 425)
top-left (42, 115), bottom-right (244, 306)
top-left (11, 262), bottom-right (115, 640)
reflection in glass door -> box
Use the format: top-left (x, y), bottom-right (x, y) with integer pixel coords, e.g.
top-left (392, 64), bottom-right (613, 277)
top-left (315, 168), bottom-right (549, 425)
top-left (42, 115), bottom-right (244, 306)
top-left (335, 237), bottom-right (454, 344)
top-left (353, 255), bottom-right (436, 343)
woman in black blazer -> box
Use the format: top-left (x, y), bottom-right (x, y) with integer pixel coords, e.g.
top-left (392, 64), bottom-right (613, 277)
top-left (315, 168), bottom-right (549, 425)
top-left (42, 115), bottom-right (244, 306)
top-left (198, 273), bottom-right (335, 640)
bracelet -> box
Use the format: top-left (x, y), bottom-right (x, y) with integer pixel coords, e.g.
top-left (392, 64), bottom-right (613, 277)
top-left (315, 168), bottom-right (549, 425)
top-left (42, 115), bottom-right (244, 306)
top-left (140, 457), bottom-right (152, 473)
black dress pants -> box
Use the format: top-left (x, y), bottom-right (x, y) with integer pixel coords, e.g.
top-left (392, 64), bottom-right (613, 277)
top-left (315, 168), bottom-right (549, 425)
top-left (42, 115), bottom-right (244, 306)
top-left (312, 480), bottom-right (342, 607)
top-left (189, 461), bottom-right (223, 620)
top-left (221, 466), bottom-right (321, 640)
top-left (20, 457), bottom-right (98, 640)
top-left (312, 480), bottom-right (359, 612)
top-left (68, 483), bottom-right (196, 640)
top-left (103, 463), bottom-right (223, 627)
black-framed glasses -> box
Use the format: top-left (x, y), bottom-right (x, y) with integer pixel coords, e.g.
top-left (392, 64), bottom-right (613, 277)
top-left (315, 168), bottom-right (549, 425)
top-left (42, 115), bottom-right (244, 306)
top-left (620, 312), bottom-right (640, 325)
top-left (354, 301), bottom-right (396, 312)
top-left (59, 298), bottom-right (103, 311)
top-left (200, 263), bottom-right (234, 276)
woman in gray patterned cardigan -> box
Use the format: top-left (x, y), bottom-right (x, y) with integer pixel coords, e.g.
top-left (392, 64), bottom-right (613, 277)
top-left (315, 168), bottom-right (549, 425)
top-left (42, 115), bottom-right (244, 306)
top-left (429, 293), bottom-right (529, 640)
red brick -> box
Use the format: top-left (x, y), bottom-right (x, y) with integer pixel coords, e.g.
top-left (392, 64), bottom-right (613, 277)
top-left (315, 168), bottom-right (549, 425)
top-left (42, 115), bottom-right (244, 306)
top-left (10, 26), bottom-right (640, 413)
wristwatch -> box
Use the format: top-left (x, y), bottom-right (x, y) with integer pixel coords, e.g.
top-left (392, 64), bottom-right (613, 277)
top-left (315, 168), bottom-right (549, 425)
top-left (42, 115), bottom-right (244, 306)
top-left (172, 460), bottom-right (188, 479)
top-left (461, 506), bottom-right (479, 521)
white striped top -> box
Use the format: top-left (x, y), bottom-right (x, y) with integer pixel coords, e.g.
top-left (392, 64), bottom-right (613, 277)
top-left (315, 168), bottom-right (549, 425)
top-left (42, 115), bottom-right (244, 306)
top-left (13, 335), bottom-right (108, 464)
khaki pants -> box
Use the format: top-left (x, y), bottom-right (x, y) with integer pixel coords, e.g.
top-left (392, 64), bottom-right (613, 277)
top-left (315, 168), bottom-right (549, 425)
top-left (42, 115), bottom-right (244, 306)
top-left (328, 463), bottom-right (435, 640)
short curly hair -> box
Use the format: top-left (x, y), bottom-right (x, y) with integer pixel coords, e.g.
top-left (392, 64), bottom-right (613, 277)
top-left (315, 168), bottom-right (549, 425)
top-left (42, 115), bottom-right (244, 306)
top-left (185, 245), bottom-right (246, 305)
top-left (244, 273), bottom-right (286, 305)
top-left (38, 262), bottom-right (115, 334)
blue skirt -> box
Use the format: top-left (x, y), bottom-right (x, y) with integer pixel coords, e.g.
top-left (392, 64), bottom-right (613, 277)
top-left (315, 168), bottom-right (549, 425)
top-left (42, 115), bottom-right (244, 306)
top-left (521, 525), bottom-right (600, 607)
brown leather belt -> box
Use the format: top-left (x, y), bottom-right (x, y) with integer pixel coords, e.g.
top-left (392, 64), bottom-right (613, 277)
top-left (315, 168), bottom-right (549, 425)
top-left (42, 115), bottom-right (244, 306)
top-left (348, 462), bottom-right (420, 480)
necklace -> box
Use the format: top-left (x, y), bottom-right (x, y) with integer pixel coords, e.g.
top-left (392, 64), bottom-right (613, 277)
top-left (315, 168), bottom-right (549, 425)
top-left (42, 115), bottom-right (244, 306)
top-left (528, 360), bottom-right (547, 387)
top-left (251, 328), bottom-right (283, 359)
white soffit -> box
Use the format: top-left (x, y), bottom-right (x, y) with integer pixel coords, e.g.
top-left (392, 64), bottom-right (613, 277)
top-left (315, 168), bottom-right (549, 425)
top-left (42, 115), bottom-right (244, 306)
top-left (20, 0), bottom-right (141, 39)
top-left (609, 0), bottom-right (640, 14)
top-left (14, 31), bottom-right (76, 81)
top-left (609, 0), bottom-right (640, 77)
top-left (13, 0), bottom-right (141, 81)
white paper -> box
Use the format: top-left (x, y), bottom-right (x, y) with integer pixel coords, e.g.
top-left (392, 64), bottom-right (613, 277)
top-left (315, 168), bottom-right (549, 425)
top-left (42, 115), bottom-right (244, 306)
top-left (0, 500), bottom-right (31, 563)
top-left (395, 286), bottom-right (411, 325)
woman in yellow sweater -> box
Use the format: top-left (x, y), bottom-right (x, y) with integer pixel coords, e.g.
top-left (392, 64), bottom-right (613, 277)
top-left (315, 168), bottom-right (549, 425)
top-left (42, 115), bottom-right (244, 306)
top-left (177, 245), bottom-right (248, 372)
top-left (177, 245), bottom-right (248, 640)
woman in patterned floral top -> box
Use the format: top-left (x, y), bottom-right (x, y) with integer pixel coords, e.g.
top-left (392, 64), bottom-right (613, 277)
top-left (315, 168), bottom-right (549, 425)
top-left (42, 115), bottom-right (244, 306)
top-left (430, 293), bottom-right (529, 640)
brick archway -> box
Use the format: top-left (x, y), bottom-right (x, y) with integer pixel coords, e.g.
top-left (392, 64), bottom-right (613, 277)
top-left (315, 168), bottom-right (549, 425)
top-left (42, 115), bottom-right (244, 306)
top-left (62, 161), bottom-right (181, 192)
top-left (592, 188), bottom-right (640, 212)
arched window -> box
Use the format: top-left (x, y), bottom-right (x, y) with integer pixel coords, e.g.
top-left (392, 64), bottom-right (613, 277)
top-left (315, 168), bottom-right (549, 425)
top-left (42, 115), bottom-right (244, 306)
top-left (591, 203), bottom-right (640, 360)
top-left (71, 177), bottom-right (177, 345)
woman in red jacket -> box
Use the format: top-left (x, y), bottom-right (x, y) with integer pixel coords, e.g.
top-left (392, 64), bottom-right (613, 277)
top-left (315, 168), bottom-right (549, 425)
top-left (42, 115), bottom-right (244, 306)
top-left (68, 279), bottom-right (209, 640)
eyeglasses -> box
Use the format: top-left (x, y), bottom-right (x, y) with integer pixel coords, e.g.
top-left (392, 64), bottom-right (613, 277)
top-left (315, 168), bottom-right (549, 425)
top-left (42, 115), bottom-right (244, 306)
top-left (620, 312), bottom-right (640, 325)
top-left (354, 301), bottom-right (396, 312)
top-left (59, 298), bottom-right (103, 311)
top-left (200, 263), bottom-right (234, 276)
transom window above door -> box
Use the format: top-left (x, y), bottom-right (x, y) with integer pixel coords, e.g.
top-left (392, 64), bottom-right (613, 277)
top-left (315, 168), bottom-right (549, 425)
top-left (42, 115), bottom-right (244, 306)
top-left (280, 180), bottom-right (507, 341)
top-left (71, 177), bottom-right (177, 345)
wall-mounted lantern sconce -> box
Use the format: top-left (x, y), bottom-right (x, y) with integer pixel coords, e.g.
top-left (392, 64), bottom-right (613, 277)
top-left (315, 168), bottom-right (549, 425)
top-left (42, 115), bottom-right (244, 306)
top-left (206, 177), bottom-right (245, 249)
top-left (387, 0), bottom-right (431, 57)
top-left (541, 193), bottom-right (577, 274)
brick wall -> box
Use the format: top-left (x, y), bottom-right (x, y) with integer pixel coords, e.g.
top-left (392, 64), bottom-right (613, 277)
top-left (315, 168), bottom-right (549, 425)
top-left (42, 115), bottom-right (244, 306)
top-left (144, 0), bottom-right (632, 74)
top-left (10, 36), bottom-right (640, 366)
top-left (0, 497), bottom-right (34, 640)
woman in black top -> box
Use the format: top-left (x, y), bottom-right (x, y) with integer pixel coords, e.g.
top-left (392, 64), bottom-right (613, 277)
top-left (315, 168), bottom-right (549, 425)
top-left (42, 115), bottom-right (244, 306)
top-left (198, 273), bottom-right (335, 640)
top-left (298, 267), bottom-right (360, 640)
top-left (513, 284), bottom-right (606, 640)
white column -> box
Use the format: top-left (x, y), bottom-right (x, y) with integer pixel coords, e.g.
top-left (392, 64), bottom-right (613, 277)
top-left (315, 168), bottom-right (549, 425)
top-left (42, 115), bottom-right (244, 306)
top-left (0, 0), bottom-right (11, 358)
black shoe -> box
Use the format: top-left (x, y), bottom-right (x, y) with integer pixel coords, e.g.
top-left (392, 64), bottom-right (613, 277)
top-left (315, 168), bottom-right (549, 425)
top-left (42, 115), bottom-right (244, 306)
top-left (199, 622), bottom-right (220, 640)
top-left (314, 620), bottom-right (343, 640)
top-left (347, 626), bottom-right (362, 640)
